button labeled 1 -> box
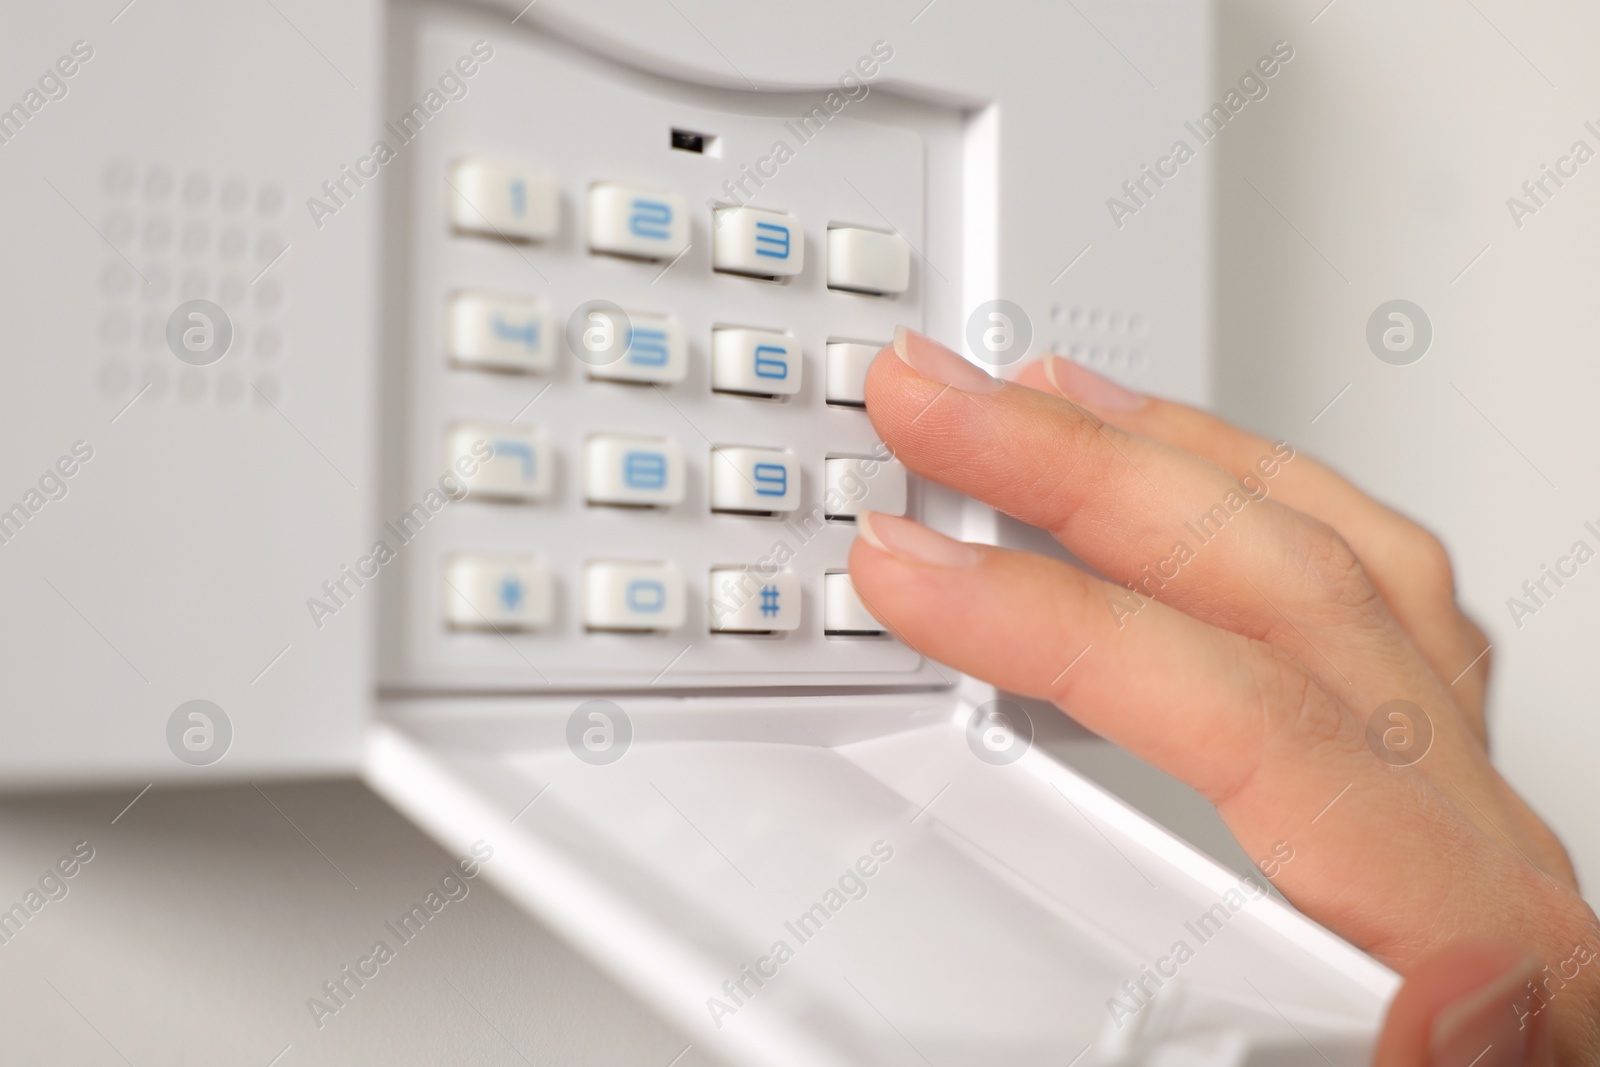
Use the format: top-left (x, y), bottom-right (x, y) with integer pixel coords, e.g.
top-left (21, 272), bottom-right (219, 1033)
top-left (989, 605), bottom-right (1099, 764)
top-left (585, 562), bottom-right (685, 631)
top-left (448, 422), bottom-right (553, 502)
top-left (448, 294), bottom-right (553, 373)
top-left (711, 328), bottom-right (801, 396)
top-left (713, 207), bottom-right (803, 278)
top-left (824, 573), bottom-right (884, 634)
top-left (588, 184), bottom-right (690, 260)
top-left (586, 311), bottom-right (688, 385)
top-left (444, 555), bottom-right (553, 630)
top-left (828, 226), bottom-right (911, 294)
top-left (587, 435), bottom-right (685, 507)
top-left (824, 456), bottom-right (906, 518)
top-left (711, 447), bottom-right (799, 513)
top-left (450, 159), bottom-right (558, 242)
top-left (709, 569), bottom-right (800, 632)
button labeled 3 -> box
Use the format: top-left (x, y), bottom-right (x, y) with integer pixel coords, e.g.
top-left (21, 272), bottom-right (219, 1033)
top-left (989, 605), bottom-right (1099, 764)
top-left (448, 422), bottom-right (553, 502)
top-left (588, 183), bottom-right (690, 260)
top-left (585, 562), bottom-right (685, 631)
top-left (713, 207), bottom-right (804, 278)
top-left (586, 435), bottom-right (685, 507)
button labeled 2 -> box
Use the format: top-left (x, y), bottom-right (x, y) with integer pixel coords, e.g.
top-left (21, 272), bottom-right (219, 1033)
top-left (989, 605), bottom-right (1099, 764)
top-left (711, 328), bottom-right (801, 396)
top-left (448, 294), bottom-right (553, 374)
top-left (449, 159), bottom-right (558, 242)
top-left (448, 422), bottom-right (553, 502)
top-left (588, 184), bottom-right (690, 260)
top-left (711, 447), bottom-right (799, 514)
top-left (585, 562), bottom-right (685, 631)
top-left (713, 207), bottom-right (804, 278)
top-left (586, 435), bottom-right (685, 507)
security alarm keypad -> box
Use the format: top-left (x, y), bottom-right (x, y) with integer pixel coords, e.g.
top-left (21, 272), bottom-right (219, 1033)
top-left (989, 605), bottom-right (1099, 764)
top-left (387, 24), bottom-right (947, 690)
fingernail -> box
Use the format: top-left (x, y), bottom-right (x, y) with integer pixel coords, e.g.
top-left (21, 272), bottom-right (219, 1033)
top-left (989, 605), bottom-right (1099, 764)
top-left (1429, 954), bottom-right (1541, 1067)
top-left (858, 511), bottom-right (983, 568)
top-left (1043, 354), bottom-right (1147, 412)
top-left (893, 326), bottom-right (1004, 394)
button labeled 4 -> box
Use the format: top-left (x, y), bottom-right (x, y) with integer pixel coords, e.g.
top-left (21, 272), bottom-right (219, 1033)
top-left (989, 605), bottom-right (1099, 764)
top-left (448, 294), bottom-right (553, 374)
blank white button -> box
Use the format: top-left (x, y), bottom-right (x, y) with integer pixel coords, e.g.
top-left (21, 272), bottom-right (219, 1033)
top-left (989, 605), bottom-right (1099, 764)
top-left (444, 555), bottom-right (552, 630)
top-left (586, 435), bottom-right (685, 507)
top-left (711, 447), bottom-right (799, 513)
top-left (447, 423), bottom-right (553, 502)
top-left (448, 294), bottom-right (553, 374)
top-left (588, 183), bottom-right (690, 260)
top-left (824, 573), bottom-right (883, 634)
top-left (824, 457), bottom-right (906, 518)
top-left (709, 569), bottom-right (801, 632)
top-left (585, 311), bottom-right (688, 385)
top-left (449, 159), bottom-right (557, 242)
top-left (827, 227), bottom-right (910, 294)
top-left (711, 328), bottom-right (801, 396)
top-left (712, 207), bottom-right (804, 277)
top-left (825, 341), bottom-right (882, 406)
top-left (585, 562), bottom-right (685, 631)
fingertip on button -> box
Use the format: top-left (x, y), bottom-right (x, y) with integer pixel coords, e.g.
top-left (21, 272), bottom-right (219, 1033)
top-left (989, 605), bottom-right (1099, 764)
top-left (892, 326), bottom-right (1003, 394)
top-left (857, 511), bottom-right (982, 569)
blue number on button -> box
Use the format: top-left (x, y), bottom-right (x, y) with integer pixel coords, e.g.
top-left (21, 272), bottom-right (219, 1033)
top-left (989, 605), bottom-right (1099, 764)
top-left (753, 462), bottom-right (788, 498)
top-left (491, 314), bottom-right (540, 351)
top-left (492, 439), bottom-right (537, 481)
top-left (626, 579), bottom-right (665, 613)
top-left (627, 327), bottom-right (670, 366)
top-left (623, 451), bottom-right (667, 490)
top-left (754, 221), bottom-right (791, 259)
top-left (509, 178), bottom-right (527, 218)
top-left (753, 344), bottom-right (789, 380)
top-left (629, 199), bottom-right (673, 240)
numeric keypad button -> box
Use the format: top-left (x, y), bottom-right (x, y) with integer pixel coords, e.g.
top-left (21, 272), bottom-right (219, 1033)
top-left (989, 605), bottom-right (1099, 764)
top-left (448, 422), bottom-right (554, 502)
top-left (588, 183), bottom-right (690, 260)
top-left (584, 562), bottom-right (685, 631)
top-left (710, 447), bottom-right (799, 513)
top-left (449, 159), bottom-right (558, 242)
top-left (712, 207), bottom-right (804, 278)
top-left (824, 456), bottom-right (907, 519)
top-left (586, 435), bottom-right (685, 507)
top-left (444, 555), bottom-right (553, 630)
top-left (584, 311), bottom-right (688, 385)
top-left (823, 572), bottom-right (884, 634)
top-left (711, 328), bottom-right (801, 396)
top-left (448, 294), bottom-right (553, 374)
top-left (709, 569), bottom-right (801, 632)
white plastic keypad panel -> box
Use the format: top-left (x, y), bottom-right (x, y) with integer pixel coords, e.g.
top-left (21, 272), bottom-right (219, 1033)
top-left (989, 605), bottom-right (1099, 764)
top-left (384, 11), bottom-right (954, 690)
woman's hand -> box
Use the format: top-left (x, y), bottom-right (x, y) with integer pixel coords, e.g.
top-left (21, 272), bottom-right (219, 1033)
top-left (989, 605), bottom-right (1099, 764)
top-left (848, 329), bottom-right (1600, 1067)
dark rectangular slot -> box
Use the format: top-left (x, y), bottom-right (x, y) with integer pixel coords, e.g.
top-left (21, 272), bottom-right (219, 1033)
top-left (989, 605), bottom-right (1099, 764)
top-left (671, 129), bottom-right (707, 154)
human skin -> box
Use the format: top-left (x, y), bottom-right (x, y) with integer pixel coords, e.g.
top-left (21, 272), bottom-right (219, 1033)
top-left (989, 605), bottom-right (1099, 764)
top-left (848, 328), bottom-right (1600, 1067)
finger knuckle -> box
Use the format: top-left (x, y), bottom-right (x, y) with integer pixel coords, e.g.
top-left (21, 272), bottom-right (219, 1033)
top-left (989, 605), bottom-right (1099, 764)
top-left (1295, 518), bottom-right (1383, 617)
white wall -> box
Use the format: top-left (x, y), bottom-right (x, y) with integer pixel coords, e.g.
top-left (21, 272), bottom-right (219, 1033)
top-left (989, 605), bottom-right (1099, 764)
top-left (1214, 0), bottom-right (1600, 892)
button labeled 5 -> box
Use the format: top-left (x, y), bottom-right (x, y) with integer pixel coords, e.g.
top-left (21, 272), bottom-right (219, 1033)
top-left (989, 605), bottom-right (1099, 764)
top-left (713, 207), bottom-right (804, 278)
top-left (588, 184), bottom-right (690, 260)
top-left (449, 159), bottom-right (558, 242)
top-left (585, 311), bottom-right (687, 385)
top-left (448, 294), bottom-right (553, 373)
top-left (585, 562), bottom-right (685, 631)
top-left (711, 328), bottom-right (801, 396)
top-left (586, 435), bottom-right (685, 507)
top-left (711, 447), bottom-right (799, 513)
top-left (447, 422), bottom-right (553, 502)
